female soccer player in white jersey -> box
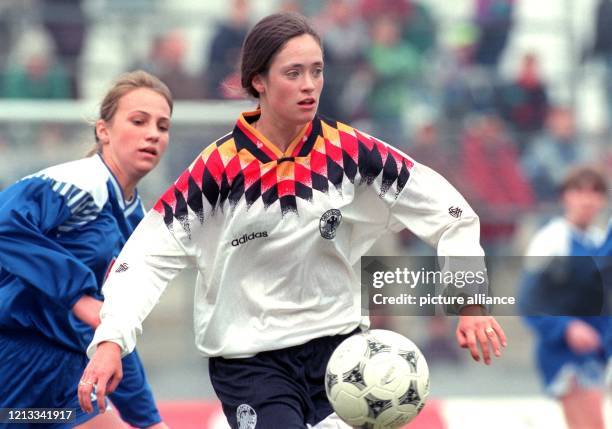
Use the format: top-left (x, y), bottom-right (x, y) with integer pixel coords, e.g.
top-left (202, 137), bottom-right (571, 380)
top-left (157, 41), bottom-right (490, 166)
top-left (79, 13), bottom-right (506, 428)
top-left (0, 71), bottom-right (170, 428)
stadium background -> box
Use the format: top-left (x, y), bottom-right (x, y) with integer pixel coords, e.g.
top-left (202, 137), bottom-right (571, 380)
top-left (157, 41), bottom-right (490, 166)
top-left (0, 0), bottom-right (610, 427)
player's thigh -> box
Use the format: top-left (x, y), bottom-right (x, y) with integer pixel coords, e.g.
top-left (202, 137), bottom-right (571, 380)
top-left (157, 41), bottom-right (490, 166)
top-left (213, 380), bottom-right (308, 428)
top-left (209, 357), bottom-right (308, 428)
top-left (560, 387), bottom-right (606, 429)
top-left (308, 377), bottom-right (334, 425)
top-left (227, 401), bottom-right (306, 429)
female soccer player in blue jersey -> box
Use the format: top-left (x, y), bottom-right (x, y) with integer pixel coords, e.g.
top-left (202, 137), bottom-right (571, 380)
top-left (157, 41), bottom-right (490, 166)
top-left (520, 166), bottom-right (609, 429)
top-left (0, 71), bottom-right (170, 428)
top-left (79, 14), bottom-right (506, 428)
top-left (598, 223), bottom-right (612, 389)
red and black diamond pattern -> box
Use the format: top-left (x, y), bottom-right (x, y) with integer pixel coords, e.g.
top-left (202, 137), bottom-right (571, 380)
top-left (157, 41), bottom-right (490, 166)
top-left (153, 114), bottom-right (414, 231)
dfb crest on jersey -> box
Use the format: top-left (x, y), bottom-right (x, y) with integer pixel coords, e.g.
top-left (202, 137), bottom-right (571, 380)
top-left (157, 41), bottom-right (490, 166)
top-left (236, 404), bottom-right (257, 429)
top-left (320, 209), bottom-right (342, 239)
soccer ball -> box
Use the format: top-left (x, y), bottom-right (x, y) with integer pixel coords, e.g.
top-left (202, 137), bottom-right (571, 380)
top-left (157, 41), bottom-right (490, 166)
top-left (325, 329), bottom-right (429, 429)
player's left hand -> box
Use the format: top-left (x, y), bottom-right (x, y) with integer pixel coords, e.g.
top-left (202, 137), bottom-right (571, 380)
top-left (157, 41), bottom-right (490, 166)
top-left (456, 305), bottom-right (506, 365)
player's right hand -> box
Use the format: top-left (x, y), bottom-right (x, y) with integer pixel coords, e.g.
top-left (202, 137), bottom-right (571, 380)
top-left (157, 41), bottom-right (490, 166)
top-left (456, 306), bottom-right (506, 365)
top-left (78, 341), bottom-right (123, 413)
top-left (72, 295), bottom-right (103, 328)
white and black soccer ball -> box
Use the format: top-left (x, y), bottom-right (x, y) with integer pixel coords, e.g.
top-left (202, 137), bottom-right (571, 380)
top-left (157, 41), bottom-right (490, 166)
top-left (325, 329), bottom-right (429, 429)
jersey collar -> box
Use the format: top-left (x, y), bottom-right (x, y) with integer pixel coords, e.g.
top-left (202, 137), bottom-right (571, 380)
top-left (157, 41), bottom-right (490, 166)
top-left (234, 109), bottom-right (320, 162)
top-left (95, 154), bottom-right (140, 214)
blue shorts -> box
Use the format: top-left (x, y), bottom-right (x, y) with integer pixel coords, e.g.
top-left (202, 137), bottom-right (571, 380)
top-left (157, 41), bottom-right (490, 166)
top-left (0, 330), bottom-right (161, 429)
top-left (209, 330), bottom-right (360, 429)
top-left (0, 330), bottom-right (104, 428)
top-left (534, 341), bottom-right (607, 397)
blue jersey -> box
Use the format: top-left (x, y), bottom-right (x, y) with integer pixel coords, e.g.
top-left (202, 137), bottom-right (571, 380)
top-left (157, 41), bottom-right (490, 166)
top-left (519, 217), bottom-right (608, 390)
top-left (597, 224), bottom-right (612, 359)
top-left (0, 155), bottom-right (161, 427)
top-left (0, 154), bottom-right (143, 350)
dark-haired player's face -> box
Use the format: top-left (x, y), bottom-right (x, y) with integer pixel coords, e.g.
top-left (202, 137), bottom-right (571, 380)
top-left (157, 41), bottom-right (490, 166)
top-left (256, 34), bottom-right (324, 126)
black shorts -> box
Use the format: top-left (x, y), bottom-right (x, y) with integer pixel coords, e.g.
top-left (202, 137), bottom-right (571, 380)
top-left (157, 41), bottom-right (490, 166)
top-left (209, 330), bottom-right (359, 429)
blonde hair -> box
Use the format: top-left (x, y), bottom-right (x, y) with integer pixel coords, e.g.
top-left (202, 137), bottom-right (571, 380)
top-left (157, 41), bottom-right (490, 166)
top-left (87, 70), bottom-right (173, 156)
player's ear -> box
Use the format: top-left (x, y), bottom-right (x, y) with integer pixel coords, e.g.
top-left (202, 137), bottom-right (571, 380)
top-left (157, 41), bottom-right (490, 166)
top-left (95, 120), bottom-right (110, 145)
top-left (251, 74), bottom-right (265, 95)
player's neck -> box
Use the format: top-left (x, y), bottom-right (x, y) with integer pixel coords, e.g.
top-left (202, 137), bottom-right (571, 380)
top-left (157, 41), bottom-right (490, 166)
top-left (101, 152), bottom-right (138, 202)
top-left (254, 111), bottom-right (304, 154)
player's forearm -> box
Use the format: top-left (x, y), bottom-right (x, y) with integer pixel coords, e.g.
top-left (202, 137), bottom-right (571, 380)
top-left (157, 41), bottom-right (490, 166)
top-left (90, 213), bottom-right (192, 357)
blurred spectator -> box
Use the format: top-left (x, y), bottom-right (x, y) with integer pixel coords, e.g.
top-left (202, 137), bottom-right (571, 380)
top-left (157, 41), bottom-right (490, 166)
top-left (365, 15), bottom-right (423, 148)
top-left (472, 0), bottom-right (515, 69)
top-left (205, 0), bottom-right (249, 99)
top-left (359, 0), bottom-right (411, 23)
top-left (138, 31), bottom-right (204, 100)
top-left (0, 2), bottom-right (19, 74)
top-left (0, 1), bottom-right (41, 85)
top-left (313, 0), bottom-right (367, 119)
top-left (421, 316), bottom-right (461, 364)
top-left (442, 59), bottom-right (498, 122)
top-left (278, 0), bottom-right (305, 14)
top-left (40, 0), bottom-right (86, 98)
top-left (497, 53), bottom-right (549, 149)
top-left (521, 108), bottom-right (594, 203)
top-left (440, 46), bottom-right (476, 121)
top-left (2, 29), bottom-right (71, 99)
top-left (458, 114), bottom-right (533, 254)
top-left (359, 0), bottom-right (436, 55)
top-left (402, 1), bottom-right (437, 56)
top-left (407, 122), bottom-right (453, 180)
top-left (591, 0), bottom-right (612, 130)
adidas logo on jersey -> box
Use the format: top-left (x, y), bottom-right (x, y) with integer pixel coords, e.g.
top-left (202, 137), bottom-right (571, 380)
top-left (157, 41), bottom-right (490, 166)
top-left (231, 231), bottom-right (268, 247)
top-left (115, 263), bottom-right (129, 273)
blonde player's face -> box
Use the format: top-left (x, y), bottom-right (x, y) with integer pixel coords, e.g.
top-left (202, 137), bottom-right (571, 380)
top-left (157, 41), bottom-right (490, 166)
top-left (98, 88), bottom-right (171, 183)
top-left (255, 34), bottom-right (324, 126)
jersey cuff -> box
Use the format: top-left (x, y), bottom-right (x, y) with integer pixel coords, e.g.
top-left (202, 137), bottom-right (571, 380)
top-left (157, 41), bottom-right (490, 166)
top-left (88, 324), bottom-right (131, 358)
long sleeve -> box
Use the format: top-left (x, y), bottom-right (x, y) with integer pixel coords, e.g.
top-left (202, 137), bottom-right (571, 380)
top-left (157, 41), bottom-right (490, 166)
top-left (0, 177), bottom-right (99, 308)
top-left (520, 267), bottom-right (574, 342)
top-left (384, 160), bottom-right (487, 313)
top-left (387, 161), bottom-right (484, 257)
top-left (89, 210), bottom-right (194, 357)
